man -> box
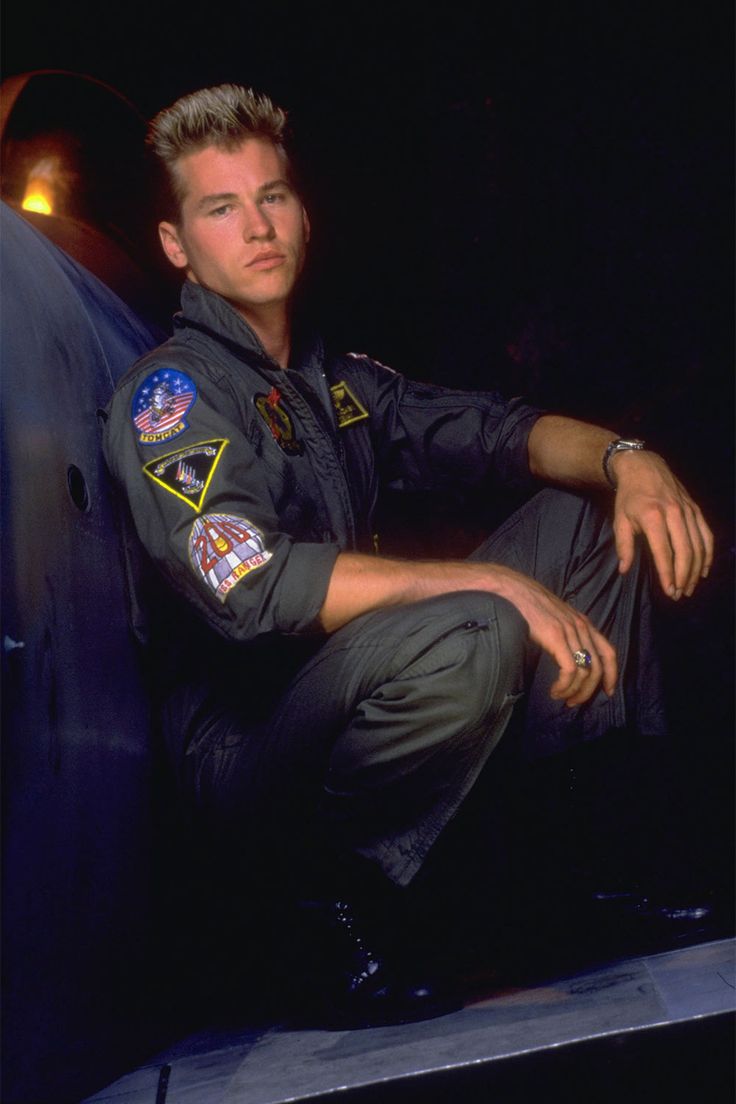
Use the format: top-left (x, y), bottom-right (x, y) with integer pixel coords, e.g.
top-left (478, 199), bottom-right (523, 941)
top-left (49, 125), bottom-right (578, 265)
top-left (103, 84), bottom-right (713, 1027)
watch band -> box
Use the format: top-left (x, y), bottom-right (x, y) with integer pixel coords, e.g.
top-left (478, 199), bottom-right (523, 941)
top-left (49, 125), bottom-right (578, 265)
top-left (603, 438), bottom-right (646, 488)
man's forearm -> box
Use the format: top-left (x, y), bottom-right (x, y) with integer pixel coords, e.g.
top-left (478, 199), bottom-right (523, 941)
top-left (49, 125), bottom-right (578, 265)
top-left (319, 553), bottom-right (504, 634)
top-left (318, 549), bottom-right (618, 704)
top-left (528, 414), bottom-right (618, 489)
top-left (320, 416), bottom-right (622, 634)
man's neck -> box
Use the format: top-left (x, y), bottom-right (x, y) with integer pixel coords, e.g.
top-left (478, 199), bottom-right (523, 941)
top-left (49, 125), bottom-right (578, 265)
top-left (237, 303), bottom-right (292, 369)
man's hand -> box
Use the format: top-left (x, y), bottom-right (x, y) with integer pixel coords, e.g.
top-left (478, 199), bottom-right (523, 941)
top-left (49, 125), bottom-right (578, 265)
top-left (527, 415), bottom-right (715, 601)
top-left (611, 450), bottom-right (714, 600)
top-left (492, 566), bottom-right (617, 707)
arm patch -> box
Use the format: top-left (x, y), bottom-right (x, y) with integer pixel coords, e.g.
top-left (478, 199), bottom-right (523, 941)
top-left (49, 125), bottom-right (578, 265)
top-left (142, 439), bottom-right (228, 513)
top-left (188, 513), bottom-right (272, 602)
top-left (132, 368), bottom-right (198, 445)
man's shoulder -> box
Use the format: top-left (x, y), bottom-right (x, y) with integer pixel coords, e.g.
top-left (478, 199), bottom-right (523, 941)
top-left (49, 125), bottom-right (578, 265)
top-left (324, 349), bottom-right (400, 392)
top-left (321, 350), bottom-right (403, 418)
top-left (109, 330), bottom-right (229, 404)
top-left (104, 335), bottom-right (215, 454)
top-left (341, 350), bottom-right (397, 375)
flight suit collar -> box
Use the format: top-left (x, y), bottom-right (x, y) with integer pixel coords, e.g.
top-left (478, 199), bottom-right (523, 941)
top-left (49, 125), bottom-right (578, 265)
top-left (175, 280), bottom-right (325, 379)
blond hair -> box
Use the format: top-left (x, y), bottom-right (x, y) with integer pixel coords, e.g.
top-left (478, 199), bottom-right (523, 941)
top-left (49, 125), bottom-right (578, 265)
top-left (147, 84), bottom-right (289, 219)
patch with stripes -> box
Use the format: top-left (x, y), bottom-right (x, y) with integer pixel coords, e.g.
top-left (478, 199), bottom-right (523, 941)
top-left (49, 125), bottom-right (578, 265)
top-left (188, 512), bottom-right (272, 602)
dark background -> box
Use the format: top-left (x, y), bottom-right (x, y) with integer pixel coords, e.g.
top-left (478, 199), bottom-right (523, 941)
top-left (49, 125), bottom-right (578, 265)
top-left (3, 1), bottom-right (733, 472)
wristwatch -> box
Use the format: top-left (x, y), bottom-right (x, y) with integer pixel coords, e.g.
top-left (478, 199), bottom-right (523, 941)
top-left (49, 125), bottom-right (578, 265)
top-left (602, 438), bottom-right (646, 488)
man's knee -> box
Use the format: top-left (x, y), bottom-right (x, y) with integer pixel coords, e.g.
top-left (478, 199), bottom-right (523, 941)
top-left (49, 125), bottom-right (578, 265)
top-left (326, 591), bottom-right (529, 781)
top-left (537, 488), bottom-right (621, 568)
top-left (395, 591), bottom-right (529, 730)
top-left (475, 488), bottom-right (629, 600)
top-left (458, 593), bottom-right (528, 721)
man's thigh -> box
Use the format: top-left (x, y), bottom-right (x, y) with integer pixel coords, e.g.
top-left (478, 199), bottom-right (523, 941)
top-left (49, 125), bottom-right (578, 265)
top-left (470, 488), bottom-right (617, 592)
top-left (193, 590), bottom-right (526, 831)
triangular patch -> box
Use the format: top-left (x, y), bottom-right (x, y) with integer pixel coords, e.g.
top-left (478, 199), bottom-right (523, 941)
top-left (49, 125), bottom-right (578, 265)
top-left (143, 439), bottom-right (229, 513)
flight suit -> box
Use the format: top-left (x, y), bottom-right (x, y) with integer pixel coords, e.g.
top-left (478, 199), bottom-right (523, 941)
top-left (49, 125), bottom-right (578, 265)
top-left (103, 280), bottom-right (664, 886)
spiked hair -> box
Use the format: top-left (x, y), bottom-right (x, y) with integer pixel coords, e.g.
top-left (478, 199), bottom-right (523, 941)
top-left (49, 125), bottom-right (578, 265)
top-left (146, 84), bottom-right (290, 220)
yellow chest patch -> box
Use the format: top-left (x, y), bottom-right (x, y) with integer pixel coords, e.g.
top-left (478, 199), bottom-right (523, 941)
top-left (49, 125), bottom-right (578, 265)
top-left (329, 380), bottom-right (369, 428)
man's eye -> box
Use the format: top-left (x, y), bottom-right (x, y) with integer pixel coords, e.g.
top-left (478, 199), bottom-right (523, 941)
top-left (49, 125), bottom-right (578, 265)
top-left (262, 192), bottom-right (286, 205)
top-left (209, 204), bottom-right (232, 217)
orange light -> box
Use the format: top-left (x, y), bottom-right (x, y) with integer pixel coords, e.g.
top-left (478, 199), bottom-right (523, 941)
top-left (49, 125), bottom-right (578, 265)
top-left (21, 157), bottom-right (59, 216)
top-left (22, 187), bottom-right (53, 215)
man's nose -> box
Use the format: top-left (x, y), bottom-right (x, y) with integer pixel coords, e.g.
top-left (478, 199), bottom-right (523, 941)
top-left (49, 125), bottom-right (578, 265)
top-left (243, 203), bottom-right (275, 241)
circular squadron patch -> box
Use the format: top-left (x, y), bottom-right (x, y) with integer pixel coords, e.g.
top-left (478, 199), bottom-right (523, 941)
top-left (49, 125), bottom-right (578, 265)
top-left (189, 512), bottom-right (272, 603)
top-left (254, 386), bottom-right (303, 455)
top-left (132, 368), bottom-right (197, 445)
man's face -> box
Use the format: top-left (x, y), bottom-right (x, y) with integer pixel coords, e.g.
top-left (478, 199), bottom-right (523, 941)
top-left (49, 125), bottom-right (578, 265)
top-left (158, 138), bottom-right (310, 319)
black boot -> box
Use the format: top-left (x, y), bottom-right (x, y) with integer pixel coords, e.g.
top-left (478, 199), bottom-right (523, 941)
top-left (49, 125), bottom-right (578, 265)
top-left (279, 851), bottom-right (462, 1029)
top-left (525, 730), bottom-right (728, 961)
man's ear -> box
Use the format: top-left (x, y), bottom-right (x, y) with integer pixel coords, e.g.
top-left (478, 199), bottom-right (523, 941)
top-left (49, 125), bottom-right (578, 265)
top-left (302, 206), bottom-right (311, 243)
top-left (158, 221), bottom-right (189, 269)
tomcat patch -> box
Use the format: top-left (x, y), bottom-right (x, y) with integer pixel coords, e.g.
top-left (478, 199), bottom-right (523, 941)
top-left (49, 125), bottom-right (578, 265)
top-left (189, 512), bottom-right (272, 602)
top-left (132, 368), bottom-right (197, 445)
top-left (143, 439), bottom-right (228, 513)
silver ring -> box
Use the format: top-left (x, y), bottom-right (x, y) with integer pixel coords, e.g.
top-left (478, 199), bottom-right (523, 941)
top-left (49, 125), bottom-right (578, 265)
top-left (573, 649), bottom-right (592, 670)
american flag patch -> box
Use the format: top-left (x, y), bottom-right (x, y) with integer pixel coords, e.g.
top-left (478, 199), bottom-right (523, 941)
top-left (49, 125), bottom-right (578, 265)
top-left (131, 368), bottom-right (197, 445)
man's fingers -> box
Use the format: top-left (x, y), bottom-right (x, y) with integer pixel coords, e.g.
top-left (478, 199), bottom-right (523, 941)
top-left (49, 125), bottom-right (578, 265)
top-left (549, 640), bottom-right (580, 701)
top-left (681, 502), bottom-right (713, 593)
top-left (549, 622), bottom-right (588, 701)
top-left (664, 507), bottom-right (699, 595)
top-left (549, 616), bottom-right (614, 707)
top-left (565, 627), bottom-right (600, 705)
top-left (634, 510), bottom-right (678, 598)
top-left (698, 510), bottom-right (715, 578)
top-left (614, 515), bottom-right (636, 575)
top-left (514, 580), bottom-right (617, 707)
top-left (680, 506), bottom-right (707, 596)
top-left (565, 626), bottom-right (616, 706)
top-left (612, 452), bottom-right (714, 599)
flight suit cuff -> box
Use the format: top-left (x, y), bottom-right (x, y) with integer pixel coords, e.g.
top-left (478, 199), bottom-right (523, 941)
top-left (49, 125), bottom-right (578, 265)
top-left (273, 541), bottom-right (342, 633)
top-left (496, 405), bottom-right (547, 493)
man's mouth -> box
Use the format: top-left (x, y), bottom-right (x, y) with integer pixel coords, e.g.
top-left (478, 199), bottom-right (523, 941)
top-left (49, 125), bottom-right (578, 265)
top-left (248, 251), bottom-right (286, 270)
